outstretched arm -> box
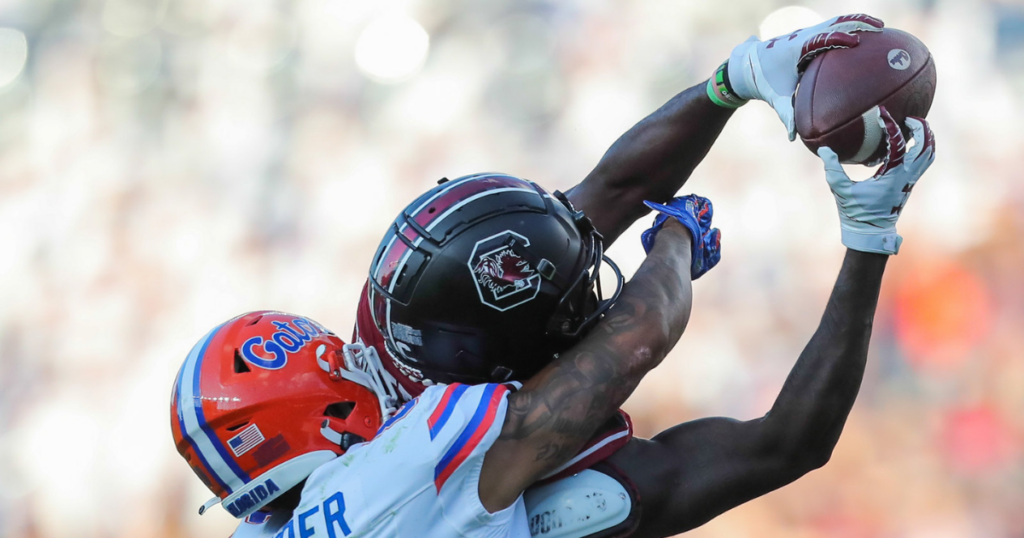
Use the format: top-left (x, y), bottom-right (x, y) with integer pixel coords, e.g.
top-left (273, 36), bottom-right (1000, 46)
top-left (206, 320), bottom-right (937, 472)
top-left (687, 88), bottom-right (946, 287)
top-left (566, 14), bottom-right (885, 247)
top-left (609, 112), bottom-right (935, 538)
top-left (566, 83), bottom-right (732, 246)
top-left (612, 249), bottom-right (886, 537)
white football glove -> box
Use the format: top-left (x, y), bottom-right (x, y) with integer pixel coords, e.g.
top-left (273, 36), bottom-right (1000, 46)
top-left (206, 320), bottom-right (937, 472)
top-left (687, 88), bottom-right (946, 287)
top-left (728, 14), bottom-right (884, 140)
top-left (819, 107), bottom-right (936, 255)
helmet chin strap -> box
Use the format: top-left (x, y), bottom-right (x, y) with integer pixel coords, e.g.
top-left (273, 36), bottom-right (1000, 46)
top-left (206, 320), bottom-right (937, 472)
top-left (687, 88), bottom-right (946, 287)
top-left (315, 342), bottom-right (409, 421)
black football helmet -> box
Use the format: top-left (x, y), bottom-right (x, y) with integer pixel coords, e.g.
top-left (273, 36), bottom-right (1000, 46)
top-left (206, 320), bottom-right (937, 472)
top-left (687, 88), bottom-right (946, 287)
top-left (367, 173), bottom-right (623, 385)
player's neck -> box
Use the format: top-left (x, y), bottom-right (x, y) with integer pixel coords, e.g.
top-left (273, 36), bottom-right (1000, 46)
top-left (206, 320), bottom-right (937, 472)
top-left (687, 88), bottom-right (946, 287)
top-left (266, 481), bottom-right (305, 514)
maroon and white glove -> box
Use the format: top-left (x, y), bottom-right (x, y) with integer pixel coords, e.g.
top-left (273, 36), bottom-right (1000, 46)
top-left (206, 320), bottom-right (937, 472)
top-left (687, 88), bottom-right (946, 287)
top-left (716, 14), bottom-right (884, 139)
top-left (819, 107), bottom-right (936, 254)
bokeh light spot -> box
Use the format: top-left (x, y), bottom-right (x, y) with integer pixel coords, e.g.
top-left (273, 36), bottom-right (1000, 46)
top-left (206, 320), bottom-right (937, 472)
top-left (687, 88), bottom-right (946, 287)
top-left (894, 260), bottom-right (992, 371)
top-left (759, 6), bottom-right (824, 40)
top-left (0, 28), bottom-right (28, 88)
top-left (355, 13), bottom-right (429, 84)
top-left (940, 405), bottom-right (1017, 474)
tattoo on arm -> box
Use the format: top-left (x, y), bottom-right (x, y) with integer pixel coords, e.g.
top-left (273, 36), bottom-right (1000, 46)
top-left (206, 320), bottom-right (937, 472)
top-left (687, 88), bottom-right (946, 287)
top-left (498, 230), bottom-right (691, 467)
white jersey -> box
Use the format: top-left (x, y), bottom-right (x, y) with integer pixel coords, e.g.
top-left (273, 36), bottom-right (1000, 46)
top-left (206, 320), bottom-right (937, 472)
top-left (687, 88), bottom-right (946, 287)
top-left (232, 383), bottom-right (530, 538)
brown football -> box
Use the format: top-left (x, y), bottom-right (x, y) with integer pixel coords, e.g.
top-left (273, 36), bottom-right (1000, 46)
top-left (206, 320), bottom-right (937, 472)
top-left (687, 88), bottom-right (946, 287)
top-left (795, 27), bottom-right (936, 164)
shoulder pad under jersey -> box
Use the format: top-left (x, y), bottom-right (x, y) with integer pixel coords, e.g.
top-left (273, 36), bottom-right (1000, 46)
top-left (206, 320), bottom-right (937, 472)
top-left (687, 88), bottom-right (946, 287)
top-left (524, 466), bottom-right (639, 538)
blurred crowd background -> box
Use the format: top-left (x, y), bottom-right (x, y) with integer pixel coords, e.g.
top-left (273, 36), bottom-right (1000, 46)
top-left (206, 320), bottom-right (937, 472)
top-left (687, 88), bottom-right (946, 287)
top-left (0, 0), bottom-right (1021, 536)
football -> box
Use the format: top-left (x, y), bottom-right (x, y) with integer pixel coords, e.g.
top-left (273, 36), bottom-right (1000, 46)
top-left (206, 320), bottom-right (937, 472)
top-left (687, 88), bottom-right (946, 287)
top-left (795, 27), bottom-right (936, 164)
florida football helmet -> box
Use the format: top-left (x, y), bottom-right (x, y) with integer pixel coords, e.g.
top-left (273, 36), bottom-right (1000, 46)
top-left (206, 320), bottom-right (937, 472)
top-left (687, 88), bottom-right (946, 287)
top-left (365, 173), bottom-right (623, 388)
top-left (170, 311), bottom-right (400, 519)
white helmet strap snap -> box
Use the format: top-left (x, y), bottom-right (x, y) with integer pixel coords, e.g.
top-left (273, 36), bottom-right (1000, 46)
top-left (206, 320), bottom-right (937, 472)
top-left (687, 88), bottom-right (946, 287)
top-left (198, 496), bottom-right (221, 515)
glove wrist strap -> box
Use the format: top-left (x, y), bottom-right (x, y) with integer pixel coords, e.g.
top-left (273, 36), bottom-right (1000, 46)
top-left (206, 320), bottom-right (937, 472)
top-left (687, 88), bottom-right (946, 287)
top-left (841, 229), bottom-right (902, 255)
top-left (706, 60), bottom-right (748, 109)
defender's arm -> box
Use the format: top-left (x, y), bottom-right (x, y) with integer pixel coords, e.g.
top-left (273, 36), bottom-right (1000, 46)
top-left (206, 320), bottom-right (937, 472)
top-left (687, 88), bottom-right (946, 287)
top-left (478, 221), bottom-right (695, 512)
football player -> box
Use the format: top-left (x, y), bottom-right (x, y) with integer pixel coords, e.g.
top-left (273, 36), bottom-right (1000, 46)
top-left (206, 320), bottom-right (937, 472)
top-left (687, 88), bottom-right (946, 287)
top-left (343, 107), bottom-right (932, 538)
top-left (347, 12), bottom-right (934, 538)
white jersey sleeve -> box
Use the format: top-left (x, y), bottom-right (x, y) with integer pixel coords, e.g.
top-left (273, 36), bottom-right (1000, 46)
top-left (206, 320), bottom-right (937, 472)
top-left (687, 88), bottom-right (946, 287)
top-left (421, 383), bottom-right (518, 533)
top-left (256, 383), bottom-right (530, 538)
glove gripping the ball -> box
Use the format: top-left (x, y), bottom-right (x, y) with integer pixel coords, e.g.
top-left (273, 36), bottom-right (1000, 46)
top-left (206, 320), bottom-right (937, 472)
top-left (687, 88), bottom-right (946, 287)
top-left (820, 106), bottom-right (936, 255)
top-left (720, 14), bottom-right (885, 139)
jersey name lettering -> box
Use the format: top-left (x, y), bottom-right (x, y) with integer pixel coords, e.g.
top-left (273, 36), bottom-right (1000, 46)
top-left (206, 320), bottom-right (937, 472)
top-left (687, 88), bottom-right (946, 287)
top-left (271, 491), bottom-right (351, 538)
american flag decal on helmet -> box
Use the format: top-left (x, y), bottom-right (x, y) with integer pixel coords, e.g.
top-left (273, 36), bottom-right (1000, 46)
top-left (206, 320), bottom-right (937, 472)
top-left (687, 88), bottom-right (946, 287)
top-left (228, 424), bottom-right (266, 457)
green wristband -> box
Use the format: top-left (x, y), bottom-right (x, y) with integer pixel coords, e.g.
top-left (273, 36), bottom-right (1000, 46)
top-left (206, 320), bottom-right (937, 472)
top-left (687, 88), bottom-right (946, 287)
top-left (707, 60), bottom-right (747, 109)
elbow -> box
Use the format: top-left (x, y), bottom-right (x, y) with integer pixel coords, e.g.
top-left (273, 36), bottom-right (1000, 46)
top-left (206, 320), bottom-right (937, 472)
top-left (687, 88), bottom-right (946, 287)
top-left (760, 441), bottom-right (834, 481)
top-left (784, 444), bottom-right (834, 474)
top-left (758, 420), bottom-right (837, 477)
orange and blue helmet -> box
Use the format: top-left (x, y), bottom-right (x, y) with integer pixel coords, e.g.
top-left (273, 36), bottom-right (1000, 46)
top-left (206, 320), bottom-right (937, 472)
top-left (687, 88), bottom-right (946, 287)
top-left (170, 311), bottom-right (392, 519)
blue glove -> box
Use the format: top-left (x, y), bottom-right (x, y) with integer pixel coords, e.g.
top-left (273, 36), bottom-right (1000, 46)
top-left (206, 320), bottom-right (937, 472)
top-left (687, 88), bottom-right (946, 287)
top-left (640, 195), bottom-right (722, 280)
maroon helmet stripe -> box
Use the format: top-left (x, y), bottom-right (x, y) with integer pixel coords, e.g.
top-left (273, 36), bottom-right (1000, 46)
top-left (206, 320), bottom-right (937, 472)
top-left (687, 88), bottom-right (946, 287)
top-left (375, 230), bottom-right (417, 289)
top-left (409, 174), bottom-right (529, 229)
top-left (374, 174), bottom-right (530, 289)
top-left (372, 175), bottom-right (485, 286)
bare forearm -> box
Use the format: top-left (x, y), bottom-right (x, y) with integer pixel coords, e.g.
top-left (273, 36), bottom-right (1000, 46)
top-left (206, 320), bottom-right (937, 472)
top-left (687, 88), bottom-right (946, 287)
top-left (567, 82), bottom-right (734, 245)
top-left (481, 225), bottom-right (693, 509)
top-left (505, 225), bottom-right (693, 451)
top-left (766, 249), bottom-right (888, 463)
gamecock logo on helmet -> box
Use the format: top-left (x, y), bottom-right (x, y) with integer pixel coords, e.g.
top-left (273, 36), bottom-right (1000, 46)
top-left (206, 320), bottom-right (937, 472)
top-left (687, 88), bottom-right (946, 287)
top-left (468, 230), bottom-right (542, 312)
